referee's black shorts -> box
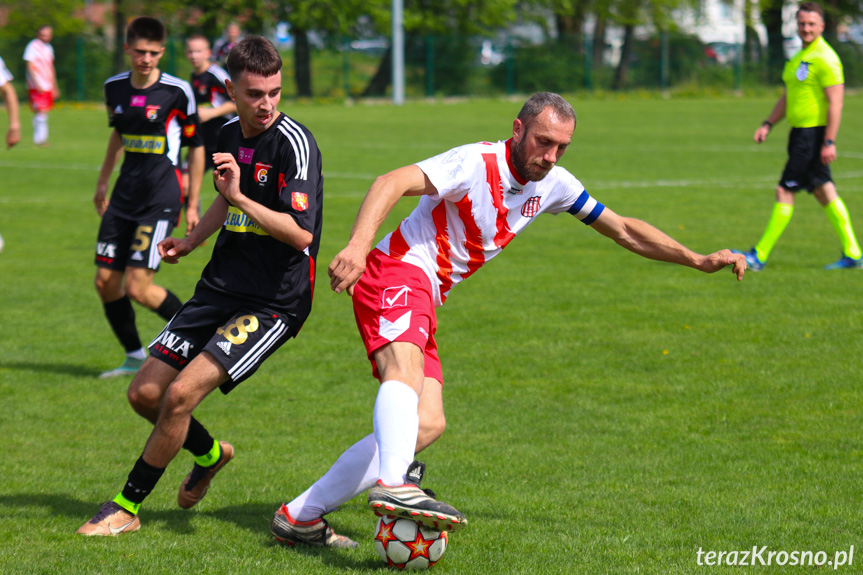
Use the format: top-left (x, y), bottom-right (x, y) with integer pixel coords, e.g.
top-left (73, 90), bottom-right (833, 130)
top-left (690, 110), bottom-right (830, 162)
top-left (779, 126), bottom-right (832, 193)
top-left (149, 289), bottom-right (299, 394)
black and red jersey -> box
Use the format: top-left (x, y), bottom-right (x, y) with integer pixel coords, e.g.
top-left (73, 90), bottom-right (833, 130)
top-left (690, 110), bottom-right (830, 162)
top-left (190, 64), bottom-right (235, 148)
top-left (195, 113), bottom-right (323, 321)
top-left (104, 71), bottom-right (202, 220)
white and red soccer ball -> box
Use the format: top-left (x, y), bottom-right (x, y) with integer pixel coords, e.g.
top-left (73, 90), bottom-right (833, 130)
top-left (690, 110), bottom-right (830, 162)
top-left (374, 515), bottom-right (448, 570)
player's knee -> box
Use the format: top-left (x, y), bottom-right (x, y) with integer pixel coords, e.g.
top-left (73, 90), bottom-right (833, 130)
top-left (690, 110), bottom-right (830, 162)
top-left (94, 275), bottom-right (111, 298)
top-left (159, 385), bottom-right (193, 418)
top-left (124, 283), bottom-right (148, 306)
top-left (127, 380), bottom-right (161, 414)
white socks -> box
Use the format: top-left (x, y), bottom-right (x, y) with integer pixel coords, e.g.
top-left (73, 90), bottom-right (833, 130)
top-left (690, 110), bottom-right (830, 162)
top-left (287, 433), bottom-right (379, 522)
top-left (374, 380), bottom-right (419, 485)
top-left (33, 112), bottom-right (48, 145)
top-left (285, 380), bottom-right (419, 522)
top-left (127, 347), bottom-right (147, 360)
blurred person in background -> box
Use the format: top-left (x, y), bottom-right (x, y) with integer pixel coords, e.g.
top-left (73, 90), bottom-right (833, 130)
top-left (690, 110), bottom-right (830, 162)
top-left (22, 25), bottom-right (59, 147)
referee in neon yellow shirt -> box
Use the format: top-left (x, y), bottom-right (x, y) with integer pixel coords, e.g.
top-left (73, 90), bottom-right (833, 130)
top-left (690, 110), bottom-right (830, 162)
top-left (735, 1), bottom-right (861, 270)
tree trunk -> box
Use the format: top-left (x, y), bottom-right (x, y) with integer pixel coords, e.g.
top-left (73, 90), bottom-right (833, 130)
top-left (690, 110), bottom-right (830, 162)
top-left (761, 3), bottom-right (785, 84)
top-left (592, 16), bottom-right (606, 69)
top-left (743, 0), bottom-right (762, 63)
top-left (556, 13), bottom-right (584, 54)
top-left (113, 0), bottom-right (126, 75)
top-left (361, 46), bottom-right (392, 98)
top-left (822, 0), bottom-right (839, 42)
top-left (293, 28), bottom-right (312, 98)
top-left (612, 24), bottom-right (635, 90)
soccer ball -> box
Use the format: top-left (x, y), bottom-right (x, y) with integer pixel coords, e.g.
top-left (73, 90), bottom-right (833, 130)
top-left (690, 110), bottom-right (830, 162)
top-left (374, 515), bottom-right (448, 570)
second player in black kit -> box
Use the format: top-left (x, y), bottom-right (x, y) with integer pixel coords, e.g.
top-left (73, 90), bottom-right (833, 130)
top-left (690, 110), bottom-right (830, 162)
top-left (93, 16), bottom-right (204, 379)
top-left (102, 71), bottom-right (201, 224)
top-left (191, 65), bottom-right (233, 167)
top-left (78, 34), bottom-right (326, 536)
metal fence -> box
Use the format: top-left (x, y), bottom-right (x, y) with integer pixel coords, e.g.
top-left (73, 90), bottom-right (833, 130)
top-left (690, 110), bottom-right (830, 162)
top-left (1, 32), bottom-right (861, 103)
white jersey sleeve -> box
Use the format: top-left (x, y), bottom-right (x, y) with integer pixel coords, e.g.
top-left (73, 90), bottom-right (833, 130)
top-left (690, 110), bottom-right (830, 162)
top-left (416, 144), bottom-right (484, 203)
top-left (0, 56), bottom-right (12, 87)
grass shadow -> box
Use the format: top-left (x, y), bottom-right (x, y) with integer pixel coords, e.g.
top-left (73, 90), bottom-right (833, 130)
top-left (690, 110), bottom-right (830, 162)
top-left (0, 360), bottom-right (103, 378)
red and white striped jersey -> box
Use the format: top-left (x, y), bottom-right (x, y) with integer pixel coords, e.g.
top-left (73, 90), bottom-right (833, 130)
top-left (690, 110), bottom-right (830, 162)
top-left (22, 39), bottom-right (54, 92)
top-left (376, 138), bottom-right (605, 307)
top-left (0, 56), bottom-right (12, 87)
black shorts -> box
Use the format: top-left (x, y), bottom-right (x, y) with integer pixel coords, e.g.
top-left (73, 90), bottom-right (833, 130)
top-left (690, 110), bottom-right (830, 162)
top-left (779, 127), bottom-right (832, 193)
top-left (95, 213), bottom-right (176, 271)
top-left (148, 290), bottom-right (298, 394)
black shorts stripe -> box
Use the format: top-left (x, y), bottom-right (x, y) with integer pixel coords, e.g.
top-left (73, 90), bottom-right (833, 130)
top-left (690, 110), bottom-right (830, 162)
top-left (227, 318), bottom-right (288, 381)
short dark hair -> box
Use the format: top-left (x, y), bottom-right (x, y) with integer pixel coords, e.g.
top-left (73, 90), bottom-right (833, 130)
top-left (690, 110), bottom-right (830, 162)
top-left (126, 17), bottom-right (166, 45)
top-left (797, 2), bottom-right (824, 19)
top-left (517, 92), bottom-right (576, 128)
top-left (185, 34), bottom-right (210, 48)
top-left (225, 35), bottom-right (282, 80)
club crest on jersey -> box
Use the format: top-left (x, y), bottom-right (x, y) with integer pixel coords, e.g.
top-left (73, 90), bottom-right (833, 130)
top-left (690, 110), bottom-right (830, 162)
top-left (146, 105), bottom-right (160, 121)
top-left (291, 192), bottom-right (308, 211)
top-left (255, 162), bottom-right (271, 184)
top-left (796, 61), bottom-right (809, 81)
top-left (521, 196), bottom-right (541, 217)
top-left (382, 285), bottom-right (411, 309)
top-left (130, 95), bottom-right (146, 107)
top-left (238, 146), bottom-right (254, 164)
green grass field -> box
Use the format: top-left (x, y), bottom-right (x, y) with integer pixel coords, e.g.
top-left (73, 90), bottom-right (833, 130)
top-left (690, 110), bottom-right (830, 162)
top-left (1, 93), bottom-right (862, 574)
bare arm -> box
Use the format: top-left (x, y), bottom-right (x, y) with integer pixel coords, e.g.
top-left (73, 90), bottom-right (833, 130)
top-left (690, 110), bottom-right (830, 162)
top-left (185, 145), bottom-right (204, 233)
top-left (821, 83), bottom-right (843, 165)
top-left (93, 129), bottom-right (124, 217)
top-left (589, 207), bottom-right (746, 280)
top-left (328, 164), bottom-right (437, 294)
top-left (198, 101), bottom-right (236, 123)
top-left (211, 151), bottom-right (313, 251)
top-left (1, 82), bottom-right (20, 148)
top-left (754, 91), bottom-right (787, 143)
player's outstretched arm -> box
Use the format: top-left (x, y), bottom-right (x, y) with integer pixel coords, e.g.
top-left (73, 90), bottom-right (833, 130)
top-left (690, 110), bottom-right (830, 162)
top-left (589, 207), bottom-right (746, 281)
top-left (328, 165), bottom-right (436, 294)
top-left (94, 130), bottom-right (123, 217)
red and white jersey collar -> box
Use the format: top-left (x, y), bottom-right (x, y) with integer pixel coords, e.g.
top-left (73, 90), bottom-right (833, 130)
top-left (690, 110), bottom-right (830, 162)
top-left (504, 138), bottom-right (529, 189)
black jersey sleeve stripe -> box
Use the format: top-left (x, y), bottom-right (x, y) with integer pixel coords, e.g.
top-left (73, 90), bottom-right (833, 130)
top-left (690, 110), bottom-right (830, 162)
top-left (277, 118), bottom-right (311, 181)
top-left (207, 65), bottom-right (231, 86)
top-left (104, 71), bottom-right (130, 86)
top-left (282, 117), bottom-right (312, 175)
top-left (160, 74), bottom-right (197, 116)
top-left (276, 120), bottom-right (308, 181)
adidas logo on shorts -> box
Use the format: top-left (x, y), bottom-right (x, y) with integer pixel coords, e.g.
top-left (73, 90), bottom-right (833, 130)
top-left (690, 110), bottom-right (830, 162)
top-left (216, 341), bottom-right (232, 356)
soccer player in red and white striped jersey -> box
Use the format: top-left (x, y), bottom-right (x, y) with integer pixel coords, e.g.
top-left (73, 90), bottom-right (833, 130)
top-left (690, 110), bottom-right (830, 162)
top-left (22, 25), bottom-right (58, 146)
top-left (274, 92), bottom-right (747, 542)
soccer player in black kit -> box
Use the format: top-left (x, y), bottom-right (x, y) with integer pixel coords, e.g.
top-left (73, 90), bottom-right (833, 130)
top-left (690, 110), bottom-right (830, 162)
top-left (94, 16), bottom-right (205, 379)
top-left (183, 34), bottom-right (236, 201)
top-left (78, 35), bottom-right (324, 536)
